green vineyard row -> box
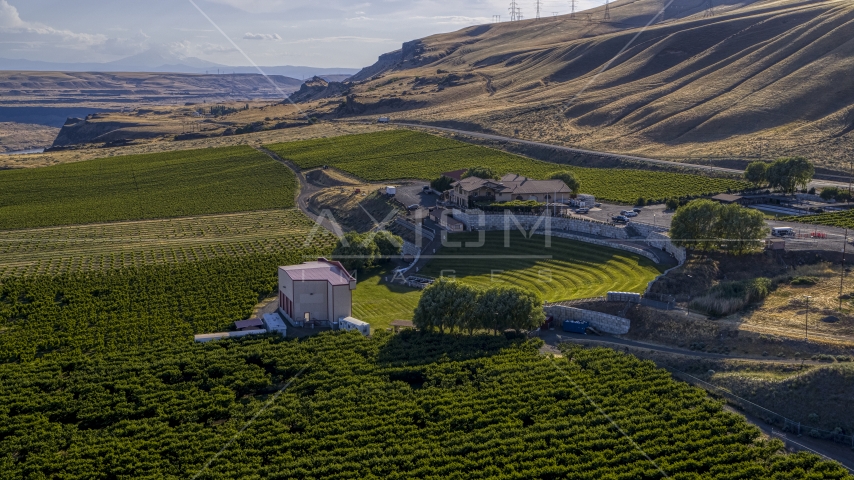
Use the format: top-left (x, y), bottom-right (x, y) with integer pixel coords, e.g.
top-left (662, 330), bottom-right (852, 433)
top-left (0, 332), bottom-right (848, 479)
top-left (266, 130), bottom-right (749, 205)
top-left (0, 146), bottom-right (297, 230)
top-left (0, 210), bottom-right (336, 278)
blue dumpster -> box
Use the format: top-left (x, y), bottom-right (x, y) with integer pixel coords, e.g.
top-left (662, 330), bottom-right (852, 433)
top-left (562, 320), bottom-right (589, 334)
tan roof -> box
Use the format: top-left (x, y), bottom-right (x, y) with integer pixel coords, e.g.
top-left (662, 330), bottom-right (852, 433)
top-left (453, 174), bottom-right (571, 196)
top-left (711, 194), bottom-right (743, 203)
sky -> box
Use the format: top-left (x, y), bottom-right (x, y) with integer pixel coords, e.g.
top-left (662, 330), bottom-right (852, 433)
top-left (0, 0), bottom-right (603, 69)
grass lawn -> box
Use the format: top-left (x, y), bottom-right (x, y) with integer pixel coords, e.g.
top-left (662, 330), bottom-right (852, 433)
top-left (352, 232), bottom-right (665, 331)
top-left (0, 146), bottom-right (296, 230)
top-left (352, 267), bottom-right (423, 331)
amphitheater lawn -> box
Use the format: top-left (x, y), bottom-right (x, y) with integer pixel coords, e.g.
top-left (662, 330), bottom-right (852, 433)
top-left (265, 130), bottom-right (748, 204)
top-left (0, 209), bottom-right (336, 278)
top-left (352, 269), bottom-right (425, 331)
top-left (354, 231), bottom-right (664, 330)
top-left (0, 146), bottom-right (296, 230)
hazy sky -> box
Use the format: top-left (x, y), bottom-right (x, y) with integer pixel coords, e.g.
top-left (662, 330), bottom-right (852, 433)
top-left (0, 0), bottom-right (602, 68)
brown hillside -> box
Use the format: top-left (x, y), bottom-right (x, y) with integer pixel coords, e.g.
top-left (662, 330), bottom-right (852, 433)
top-left (329, 0), bottom-right (854, 168)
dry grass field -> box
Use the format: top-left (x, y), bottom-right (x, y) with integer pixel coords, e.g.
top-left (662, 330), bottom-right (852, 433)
top-left (0, 120), bottom-right (387, 169)
top-left (313, 0), bottom-right (854, 169)
top-left (0, 122), bottom-right (58, 153)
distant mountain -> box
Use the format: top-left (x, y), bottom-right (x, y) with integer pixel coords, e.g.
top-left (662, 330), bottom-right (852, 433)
top-left (0, 50), bottom-right (358, 80)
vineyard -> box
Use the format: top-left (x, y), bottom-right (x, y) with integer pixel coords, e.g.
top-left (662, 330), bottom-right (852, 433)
top-left (0, 248), bottom-right (330, 362)
top-left (266, 130), bottom-right (749, 204)
top-left (780, 210), bottom-right (854, 229)
top-left (0, 146), bottom-right (297, 230)
top-left (0, 210), bottom-right (336, 278)
top-left (0, 331), bottom-right (849, 479)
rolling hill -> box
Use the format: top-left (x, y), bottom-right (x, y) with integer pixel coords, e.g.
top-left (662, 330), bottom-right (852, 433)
top-left (327, 0), bottom-right (854, 168)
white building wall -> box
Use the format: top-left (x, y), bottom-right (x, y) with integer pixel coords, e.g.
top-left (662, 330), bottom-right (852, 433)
top-left (294, 280), bottom-right (329, 321)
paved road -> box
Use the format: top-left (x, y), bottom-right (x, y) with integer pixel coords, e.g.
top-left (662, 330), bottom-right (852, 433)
top-left (394, 122), bottom-right (851, 189)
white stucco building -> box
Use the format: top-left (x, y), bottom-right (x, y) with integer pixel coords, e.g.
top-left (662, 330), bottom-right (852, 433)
top-left (278, 258), bottom-right (357, 325)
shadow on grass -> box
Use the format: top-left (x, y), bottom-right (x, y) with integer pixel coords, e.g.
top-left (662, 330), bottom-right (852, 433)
top-left (377, 329), bottom-right (525, 367)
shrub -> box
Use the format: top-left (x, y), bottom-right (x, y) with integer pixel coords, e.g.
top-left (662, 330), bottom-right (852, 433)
top-left (666, 197), bottom-right (680, 210)
top-left (689, 278), bottom-right (772, 316)
top-left (790, 276), bottom-right (819, 286)
top-left (636, 197), bottom-right (646, 207)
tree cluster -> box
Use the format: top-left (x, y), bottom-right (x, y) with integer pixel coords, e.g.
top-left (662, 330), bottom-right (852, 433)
top-left (743, 157), bottom-right (814, 194)
top-left (430, 175), bottom-right (454, 192)
top-left (462, 166), bottom-right (500, 180)
top-left (332, 231), bottom-right (403, 271)
top-left (413, 278), bottom-right (545, 334)
top-left (670, 199), bottom-right (768, 254)
top-left (549, 171), bottom-right (581, 193)
top-left (819, 186), bottom-right (852, 203)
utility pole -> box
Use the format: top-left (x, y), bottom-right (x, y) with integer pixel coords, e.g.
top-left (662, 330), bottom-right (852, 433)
top-left (604, 0), bottom-right (611, 21)
top-left (570, 0), bottom-right (577, 18)
top-left (536, 0), bottom-right (542, 19)
top-left (804, 295), bottom-right (812, 341)
top-left (704, 0), bottom-right (714, 17)
top-left (841, 229), bottom-right (849, 311)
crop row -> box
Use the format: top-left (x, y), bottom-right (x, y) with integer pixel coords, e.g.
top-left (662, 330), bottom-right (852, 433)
top-left (266, 130), bottom-right (749, 204)
top-left (0, 209), bottom-right (336, 278)
top-left (779, 210), bottom-right (854, 229)
top-left (0, 146), bottom-right (297, 230)
top-left (0, 331), bottom-right (849, 478)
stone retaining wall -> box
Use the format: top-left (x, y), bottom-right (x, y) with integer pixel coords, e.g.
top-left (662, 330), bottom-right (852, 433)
top-left (545, 305), bottom-right (630, 335)
top-left (452, 210), bottom-right (629, 239)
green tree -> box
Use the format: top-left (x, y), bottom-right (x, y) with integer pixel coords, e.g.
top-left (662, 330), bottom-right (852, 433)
top-left (766, 157), bottom-right (814, 194)
top-left (669, 199), bottom-right (722, 252)
top-left (332, 232), bottom-right (379, 271)
top-left (472, 285), bottom-right (544, 334)
top-left (744, 162), bottom-right (768, 185)
top-left (665, 197), bottom-right (680, 211)
top-left (372, 231), bottom-right (403, 261)
top-left (716, 203), bottom-right (768, 254)
top-left (462, 166), bottom-right (499, 180)
top-left (820, 186), bottom-right (840, 201)
top-left (413, 278), bottom-right (478, 333)
top-left (430, 175), bottom-right (454, 192)
top-left (549, 171), bottom-right (581, 193)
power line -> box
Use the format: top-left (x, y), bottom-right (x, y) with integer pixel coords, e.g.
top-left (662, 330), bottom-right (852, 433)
top-left (570, 0), bottom-right (577, 18)
top-left (536, 0), bottom-right (542, 19)
top-left (604, 0), bottom-right (611, 21)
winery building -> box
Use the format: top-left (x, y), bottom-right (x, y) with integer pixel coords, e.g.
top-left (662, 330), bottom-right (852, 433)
top-left (278, 258), bottom-right (357, 325)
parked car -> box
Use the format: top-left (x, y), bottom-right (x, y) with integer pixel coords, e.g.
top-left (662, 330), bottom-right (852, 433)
top-left (620, 210), bottom-right (638, 218)
top-left (632, 208), bottom-right (642, 213)
top-left (612, 215), bottom-right (630, 224)
top-left (422, 185), bottom-right (431, 192)
top-left (576, 208), bottom-right (590, 214)
top-left (407, 204), bottom-right (420, 211)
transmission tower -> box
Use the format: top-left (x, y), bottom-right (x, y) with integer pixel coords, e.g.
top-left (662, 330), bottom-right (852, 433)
top-left (509, 0), bottom-right (518, 21)
top-left (604, 0), bottom-right (611, 21)
top-left (536, 0), bottom-right (542, 19)
top-left (703, 0), bottom-right (714, 17)
top-left (570, 0), bottom-right (577, 18)
top-left (493, 14), bottom-right (501, 22)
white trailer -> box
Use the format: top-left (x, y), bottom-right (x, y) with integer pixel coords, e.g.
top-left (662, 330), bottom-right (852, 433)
top-left (340, 316), bottom-right (370, 336)
top-left (385, 186), bottom-right (397, 196)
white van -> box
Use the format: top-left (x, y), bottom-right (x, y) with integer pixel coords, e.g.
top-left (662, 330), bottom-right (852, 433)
top-left (772, 227), bottom-right (795, 237)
